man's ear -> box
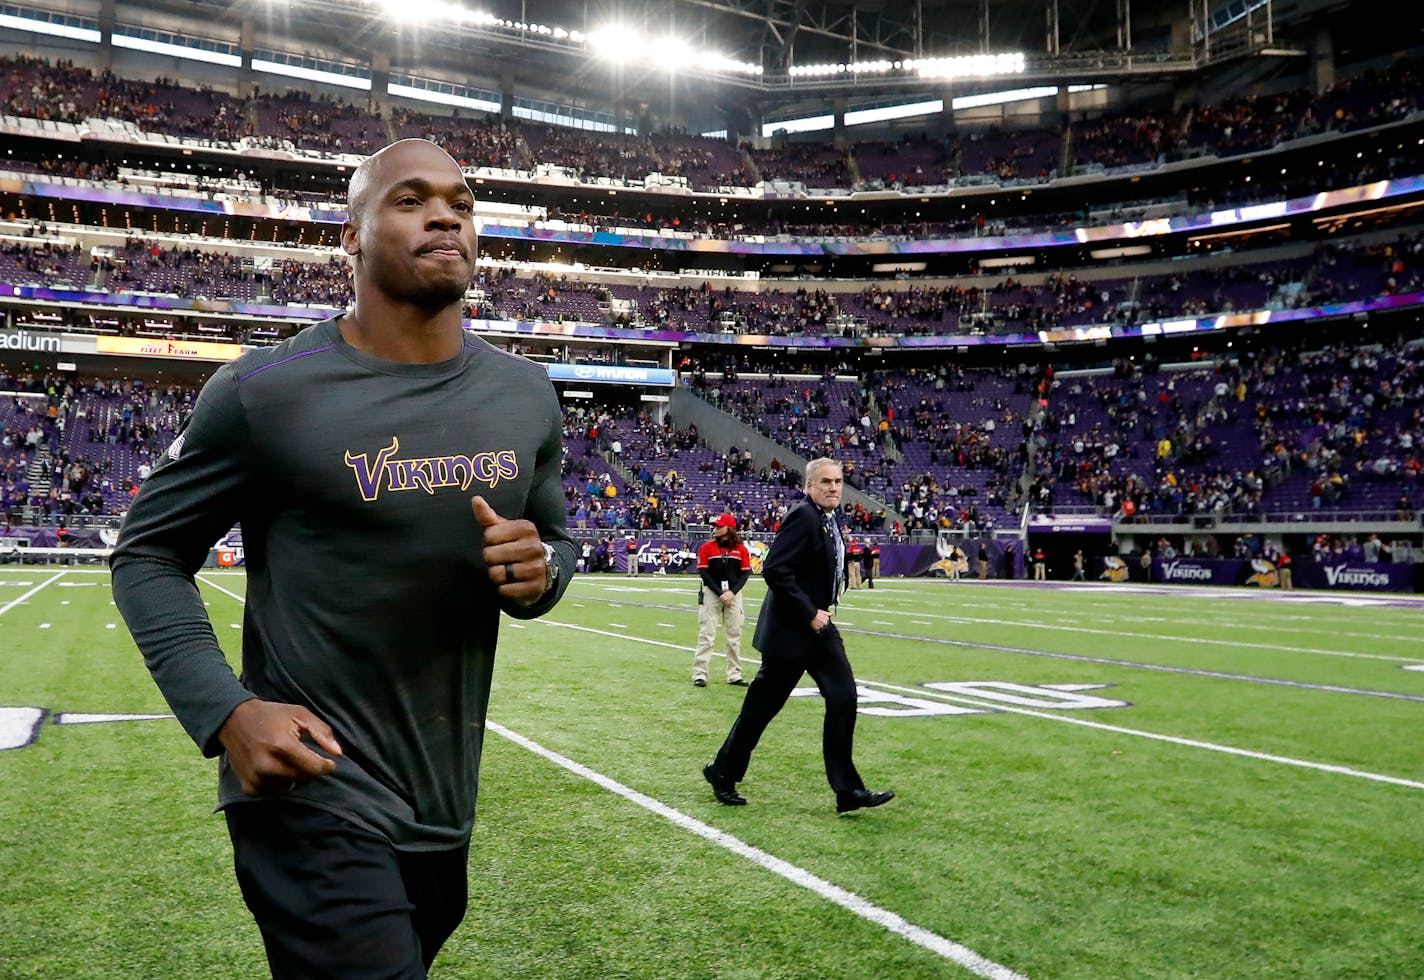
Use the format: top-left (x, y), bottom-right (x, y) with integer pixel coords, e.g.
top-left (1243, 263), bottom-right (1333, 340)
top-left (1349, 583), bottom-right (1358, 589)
top-left (340, 220), bottom-right (359, 256)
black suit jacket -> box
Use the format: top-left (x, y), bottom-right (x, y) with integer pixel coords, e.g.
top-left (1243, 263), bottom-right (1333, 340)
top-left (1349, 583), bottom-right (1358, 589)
top-left (752, 498), bottom-right (841, 657)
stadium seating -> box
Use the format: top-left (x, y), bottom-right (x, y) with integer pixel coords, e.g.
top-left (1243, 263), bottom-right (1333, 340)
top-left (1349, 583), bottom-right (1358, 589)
top-left (2, 53), bottom-right (1420, 190)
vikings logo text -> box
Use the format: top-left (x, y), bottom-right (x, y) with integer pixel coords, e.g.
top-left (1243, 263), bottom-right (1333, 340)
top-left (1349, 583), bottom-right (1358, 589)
top-left (345, 437), bottom-right (519, 502)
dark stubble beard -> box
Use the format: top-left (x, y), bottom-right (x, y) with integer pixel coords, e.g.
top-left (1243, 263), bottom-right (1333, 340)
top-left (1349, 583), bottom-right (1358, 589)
top-left (370, 255), bottom-right (472, 315)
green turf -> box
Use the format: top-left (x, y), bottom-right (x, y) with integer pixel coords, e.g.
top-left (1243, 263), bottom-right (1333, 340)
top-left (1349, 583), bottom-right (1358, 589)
top-left (1, 569), bottom-right (1421, 978)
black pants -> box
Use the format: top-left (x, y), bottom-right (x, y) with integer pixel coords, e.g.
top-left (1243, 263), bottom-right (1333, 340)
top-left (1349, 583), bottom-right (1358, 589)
top-left (226, 802), bottom-right (468, 980)
top-left (714, 624), bottom-right (865, 794)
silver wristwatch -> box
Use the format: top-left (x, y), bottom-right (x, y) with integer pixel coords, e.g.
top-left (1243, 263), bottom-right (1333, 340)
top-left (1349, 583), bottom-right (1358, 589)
top-left (541, 542), bottom-right (559, 594)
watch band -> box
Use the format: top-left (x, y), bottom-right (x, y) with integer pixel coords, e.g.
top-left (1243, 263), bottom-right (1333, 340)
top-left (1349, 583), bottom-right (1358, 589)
top-left (541, 542), bottom-right (559, 594)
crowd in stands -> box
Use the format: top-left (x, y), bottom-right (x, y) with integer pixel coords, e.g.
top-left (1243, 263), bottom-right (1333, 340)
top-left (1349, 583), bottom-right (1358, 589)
top-left (1, 369), bottom-right (201, 526)
top-left (105, 239), bottom-right (257, 300)
top-left (524, 128), bottom-right (662, 183)
top-left (560, 399), bottom-right (826, 536)
top-left (0, 239), bottom-right (88, 289)
top-left (1035, 331), bottom-right (1422, 521)
top-left (1074, 57), bottom-right (1423, 170)
top-left (3, 329), bottom-right (1420, 534)
top-left (650, 132), bottom-right (754, 188)
top-left (749, 142), bottom-right (851, 186)
top-left (7, 52), bottom-right (1417, 194)
top-left (0, 55), bottom-right (248, 140)
top-left (255, 91), bottom-right (384, 155)
top-left (391, 108), bottom-right (521, 170)
top-left (872, 364), bottom-right (1031, 530)
top-left (272, 256), bottom-right (350, 307)
top-left (5, 231), bottom-right (1418, 342)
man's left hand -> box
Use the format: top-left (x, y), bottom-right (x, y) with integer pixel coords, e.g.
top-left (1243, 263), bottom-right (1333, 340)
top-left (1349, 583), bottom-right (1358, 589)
top-left (719, 590), bottom-right (735, 607)
top-left (472, 495), bottom-right (546, 606)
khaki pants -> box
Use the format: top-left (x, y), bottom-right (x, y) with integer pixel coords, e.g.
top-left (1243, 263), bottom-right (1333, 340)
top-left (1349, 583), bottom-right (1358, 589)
top-left (847, 561), bottom-right (862, 590)
top-left (693, 587), bottom-right (744, 682)
top-left (1033, 561), bottom-right (1046, 580)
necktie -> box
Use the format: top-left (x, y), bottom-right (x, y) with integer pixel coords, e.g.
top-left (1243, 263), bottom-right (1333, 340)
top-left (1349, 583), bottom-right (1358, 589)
top-left (823, 511), bottom-right (843, 598)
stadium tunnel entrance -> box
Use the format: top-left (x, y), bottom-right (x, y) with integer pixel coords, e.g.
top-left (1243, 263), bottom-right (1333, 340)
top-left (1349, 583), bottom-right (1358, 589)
top-left (1026, 529), bottom-right (1114, 581)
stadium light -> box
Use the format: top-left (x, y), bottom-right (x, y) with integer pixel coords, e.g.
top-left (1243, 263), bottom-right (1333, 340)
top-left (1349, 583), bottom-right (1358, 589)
top-left (790, 51), bottom-right (1026, 81)
top-left (585, 24), bottom-right (760, 75)
top-left (357, 0), bottom-right (762, 76)
top-left (586, 25), bottom-right (641, 63)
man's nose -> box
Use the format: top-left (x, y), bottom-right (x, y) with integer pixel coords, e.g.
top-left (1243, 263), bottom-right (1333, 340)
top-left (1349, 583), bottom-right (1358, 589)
top-left (427, 201), bottom-right (461, 229)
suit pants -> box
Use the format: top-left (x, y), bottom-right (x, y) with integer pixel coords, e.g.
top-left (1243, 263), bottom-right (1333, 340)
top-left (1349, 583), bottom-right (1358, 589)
top-left (713, 624), bottom-right (865, 795)
top-left (692, 587), bottom-right (744, 682)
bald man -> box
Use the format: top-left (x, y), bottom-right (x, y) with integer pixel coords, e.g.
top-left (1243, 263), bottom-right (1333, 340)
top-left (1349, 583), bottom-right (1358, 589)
top-left (112, 140), bottom-right (575, 977)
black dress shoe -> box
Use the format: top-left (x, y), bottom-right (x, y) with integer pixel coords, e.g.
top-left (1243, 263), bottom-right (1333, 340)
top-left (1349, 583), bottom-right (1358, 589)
top-left (693, 678), bottom-right (707, 687)
top-left (728, 678), bottom-right (749, 686)
top-left (703, 764), bottom-right (747, 806)
top-left (836, 788), bottom-right (895, 813)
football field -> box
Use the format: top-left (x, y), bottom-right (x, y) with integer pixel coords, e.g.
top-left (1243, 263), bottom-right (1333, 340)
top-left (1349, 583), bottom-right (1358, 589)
top-left (2, 569), bottom-right (1422, 978)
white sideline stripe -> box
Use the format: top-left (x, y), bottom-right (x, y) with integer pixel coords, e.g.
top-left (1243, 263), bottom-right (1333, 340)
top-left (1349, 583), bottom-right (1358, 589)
top-left (487, 719), bottom-right (1029, 980)
top-left (543, 620), bottom-right (692, 651)
top-left (545, 619), bottom-right (1424, 793)
top-left (730, 594), bottom-right (1413, 664)
top-left (738, 589), bottom-right (1403, 654)
top-left (854, 606), bottom-right (1416, 663)
top-left (196, 575), bottom-right (247, 605)
top-left (1048, 611), bottom-right (1418, 644)
top-left (0, 571), bottom-right (65, 616)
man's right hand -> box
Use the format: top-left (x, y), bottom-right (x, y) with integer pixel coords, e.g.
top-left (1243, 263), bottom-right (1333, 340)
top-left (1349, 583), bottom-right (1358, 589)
top-left (217, 698), bottom-right (343, 796)
top-left (811, 609), bottom-right (832, 632)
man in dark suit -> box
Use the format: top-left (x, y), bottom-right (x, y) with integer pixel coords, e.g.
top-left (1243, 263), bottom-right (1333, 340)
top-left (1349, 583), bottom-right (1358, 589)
top-left (703, 458), bottom-right (894, 814)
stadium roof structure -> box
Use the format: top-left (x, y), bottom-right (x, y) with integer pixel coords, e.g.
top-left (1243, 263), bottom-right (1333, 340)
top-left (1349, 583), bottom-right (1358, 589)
top-left (104, 0), bottom-right (1307, 100)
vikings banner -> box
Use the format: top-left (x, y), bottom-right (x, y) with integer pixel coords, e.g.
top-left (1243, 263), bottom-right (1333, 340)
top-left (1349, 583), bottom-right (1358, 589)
top-left (1127, 556), bottom-right (1416, 592)
top-left (1291, 561), bottom-right (1414, 592)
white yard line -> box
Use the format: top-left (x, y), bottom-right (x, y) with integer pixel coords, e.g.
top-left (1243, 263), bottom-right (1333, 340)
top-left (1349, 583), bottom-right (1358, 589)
top-left (540, 618), bottom-right (1424, 792)
top-left (993, 609), bottom-right (1419, 644)
top-left (858, 678), bottom-right (1424, 792)
top-left (0, 571), bottom-right (65, 616)
top-left (721, 593), bottom-right (1414, 663)
top-left (831, 605), bottom-right (1418, 663)
top-left (195, 574), bottom-right (247, 605)
top-left (489, 720), bottom-right (1029, 980)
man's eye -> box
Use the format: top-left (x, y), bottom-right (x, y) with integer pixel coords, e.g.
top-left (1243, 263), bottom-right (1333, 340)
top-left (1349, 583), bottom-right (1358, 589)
top-left (397, 196), bottom-right (421, 206)
top-left (453, 200), bottom-right (474, 212)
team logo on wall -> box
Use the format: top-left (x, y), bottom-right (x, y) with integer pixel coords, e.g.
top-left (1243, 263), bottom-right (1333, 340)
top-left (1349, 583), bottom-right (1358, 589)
top-left (927, 533), bottom-right (968, 577)
top-left (1245, 558), bottom-right (1280, 588)
top-left (1100, 556), bottom-right (1130, 582)
top-left (746, 540), bottom-right (769, 575)
top-left (928, 546), bottom-right (968, 577)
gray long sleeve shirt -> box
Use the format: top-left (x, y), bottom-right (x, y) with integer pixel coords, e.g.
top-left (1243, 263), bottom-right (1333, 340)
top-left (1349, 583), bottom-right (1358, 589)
top-left (111, 318), bottom-right (575, 850)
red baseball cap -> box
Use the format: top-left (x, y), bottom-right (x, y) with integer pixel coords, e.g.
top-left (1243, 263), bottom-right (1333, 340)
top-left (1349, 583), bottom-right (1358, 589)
top-left (713, 513), bottom-right (737, 528)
